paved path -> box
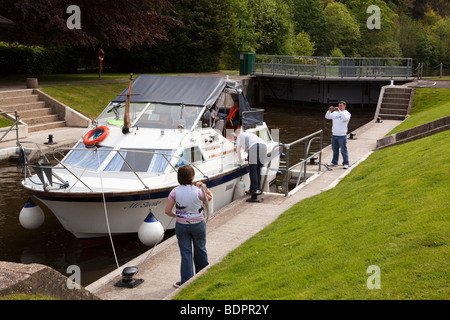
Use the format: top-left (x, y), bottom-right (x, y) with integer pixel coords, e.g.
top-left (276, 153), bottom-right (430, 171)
top-left (86, 119), bottom-right (401, 300)
top-left (0, 126), bottom-right (87, 161)
top-left (405, 79), bottom-right (450, 89)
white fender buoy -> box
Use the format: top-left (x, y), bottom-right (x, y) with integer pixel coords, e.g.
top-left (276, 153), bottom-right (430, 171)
top-left (19, 198), bottom-right (45, 230)
top-left (138, 211), bottom-right (164, 247)
top-left (233, 178), bottom-right (246, 200)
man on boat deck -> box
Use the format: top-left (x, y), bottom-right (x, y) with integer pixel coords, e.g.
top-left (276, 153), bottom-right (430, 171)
top-left (325, 101), bottom-right (351, 169)
top-left (236, 131), bottom-right (268, 195)
top-left (227, 99), bottom-right (240, 126)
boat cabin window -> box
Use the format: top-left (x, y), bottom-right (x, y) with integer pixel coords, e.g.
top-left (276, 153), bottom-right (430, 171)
top-left (104, 149), bottom-right (174, 173)
top-left (97, 102), bottom-right (148, 127)
top-left (62, 142), bottom-right (112, 170)
top-left (135, 103), bottom-right (203, 130)
top-left (175, 147), bottom-right (204, 168)
top-left (257, 127), bottom-right (273, 144)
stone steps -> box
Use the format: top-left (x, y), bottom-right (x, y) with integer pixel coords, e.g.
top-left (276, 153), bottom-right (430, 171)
top-left (0, 89), bottom-right (65, 133)
top-left (377, 86), bottom-right (413, 121)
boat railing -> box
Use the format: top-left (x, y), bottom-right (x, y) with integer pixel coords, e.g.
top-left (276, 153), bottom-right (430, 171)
top-left (279, 129), bottom-right (323, 196)
top-left (19, 139), bottom-right (237, 192)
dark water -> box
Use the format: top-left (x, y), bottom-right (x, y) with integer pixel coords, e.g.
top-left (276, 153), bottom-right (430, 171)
top-left (0, 103), bottom-right (374, 287)
top-left (260, 102), bottom-right (374, 158)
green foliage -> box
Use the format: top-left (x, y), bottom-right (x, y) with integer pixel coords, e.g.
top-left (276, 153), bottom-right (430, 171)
top-left (323, 2), bottom-right (361, 56)
top-left (292, 0), bottom-right (328, 55)
top-left (0, 293), bottom-right (57, 300)
top-left (0, 116), bottom-right (15, 128)
top-left (347, 0), bottom-right (403, 57)
top-left (430, 18), bottom-right (450, 64)
top-left (0, 42), bottom-right (77, 74)
top-left (396, 14), bottom-right (425, 60)
top-left (330, 47), bottom-right (345, 58)
top-left (2, 0), bottom-right (449, 72)
top-left (145, 0), bottom-right (236, 72)
top-left (247, 0), bottom-right (294, 55)
top-left (40, 83), bottom-right (129, 120)
top-left (290, 32), bottom-right (316, 56)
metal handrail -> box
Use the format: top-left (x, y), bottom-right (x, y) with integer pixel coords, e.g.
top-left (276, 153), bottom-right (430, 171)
top-left (0, 111), bottom-right (20, 145)
top-left (279, 129), bottom-right (323, 196)
top-left (20, 140), bottom-right (237, 193)
top-left (254, 55), bottom-right (413, 78)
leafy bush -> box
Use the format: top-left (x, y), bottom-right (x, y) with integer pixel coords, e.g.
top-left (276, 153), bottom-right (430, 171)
top-left (0, 42), bottom-right (77, 74)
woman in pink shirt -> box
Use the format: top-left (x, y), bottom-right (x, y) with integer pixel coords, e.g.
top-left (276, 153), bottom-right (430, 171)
top-left (165, 165), bottom-right (212, 287)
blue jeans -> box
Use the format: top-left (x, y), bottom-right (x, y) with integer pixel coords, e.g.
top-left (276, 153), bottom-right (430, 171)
top-left (175, 221), bottom-right (208, 284)
top-left (331, 135), bottom-right (349, 166)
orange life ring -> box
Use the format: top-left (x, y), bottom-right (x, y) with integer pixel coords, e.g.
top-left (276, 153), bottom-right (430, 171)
top-left (83, 126), bottom-right (109, 146)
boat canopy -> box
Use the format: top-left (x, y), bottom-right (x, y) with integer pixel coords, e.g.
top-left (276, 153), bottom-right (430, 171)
top-left (111, 74), bottom-right (263, 129)
top-left (113, 75), bottom-right (246, 109)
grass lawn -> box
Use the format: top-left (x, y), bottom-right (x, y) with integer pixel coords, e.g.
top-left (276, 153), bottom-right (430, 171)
top-left (38, 71), bottom-right (238, 120)
top-left (0, 116), bottom-right (14, 128)
top-left (41, 82), bottom-right (128, 120)
top-left (174, 130), bottom-right (450, 300)
top-left (0, 293), bottom-right (56, 300)
top-left (427, 77), bottom-right (450, 81)
top-left (387, 88), bottom-right (450, 135)
top-left (0, 71), bottom-right (238, 85)
top-left (0, 73), bottom-right (136, 84)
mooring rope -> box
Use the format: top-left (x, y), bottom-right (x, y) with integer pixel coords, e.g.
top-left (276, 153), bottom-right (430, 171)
top-left (96, 148), bottom-right (121, 273)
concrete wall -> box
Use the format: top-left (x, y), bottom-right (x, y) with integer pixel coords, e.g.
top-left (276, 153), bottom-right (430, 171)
top-left (33, 89), bottom-right (91, 127)
top-left (0, 261), bottom-right (99, 300)
top-left (253, 77), bottom-right (409, 107)
top-left (376, 115), bottom-right (450, 149)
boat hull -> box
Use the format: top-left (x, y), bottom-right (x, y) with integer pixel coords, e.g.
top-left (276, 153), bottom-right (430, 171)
top-left (27, 167), bottom-right (251, 238)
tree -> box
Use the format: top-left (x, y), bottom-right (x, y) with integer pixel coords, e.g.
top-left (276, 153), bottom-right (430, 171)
top-left (323, 2), bottom-right (361, 56)
top-left (0, 0), bottom-right (180, 49)
top-left (416, 34), bottom-right (435, 66)
top-left (291, 31), bottom-right (316, 56)
top-left (292, 0), bottom-right (328, 55)
top-left (220, 0), bottom-right (258, 69)
top-left (228, 0), bottom-right (258, 54)
top-left (347, 0), bottom-right (402, 57)
top-left (330, 47), bottom-right (345, 57)
top-left (145, 0), bottom-right (236, 72)
top-left (248, 0), bottom-right (294, 55)
top-left (396, 14), bottom-right (424, 60)
top-left (431, 17), bottom-right (450, 64)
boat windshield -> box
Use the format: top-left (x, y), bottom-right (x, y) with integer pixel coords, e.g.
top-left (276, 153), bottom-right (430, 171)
top-left (104, 149), bottom-right (175, 173)
top-left (97, 102), bottom-right (149, 127)
top-left (135, 103), bottom-right (203, 130)
top-left (62, 142), bottom-right (112, 170)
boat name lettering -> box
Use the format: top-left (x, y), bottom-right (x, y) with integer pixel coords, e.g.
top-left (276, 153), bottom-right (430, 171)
top-left (124, 200), bottom-right (162, 210)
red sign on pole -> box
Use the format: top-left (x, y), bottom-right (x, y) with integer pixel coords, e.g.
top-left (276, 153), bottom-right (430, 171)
top-left (98, 49), bottom-right (105, 79)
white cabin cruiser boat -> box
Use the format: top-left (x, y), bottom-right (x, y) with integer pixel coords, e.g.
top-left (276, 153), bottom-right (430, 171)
top-left (20, 75), bottom-right (280, 240)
